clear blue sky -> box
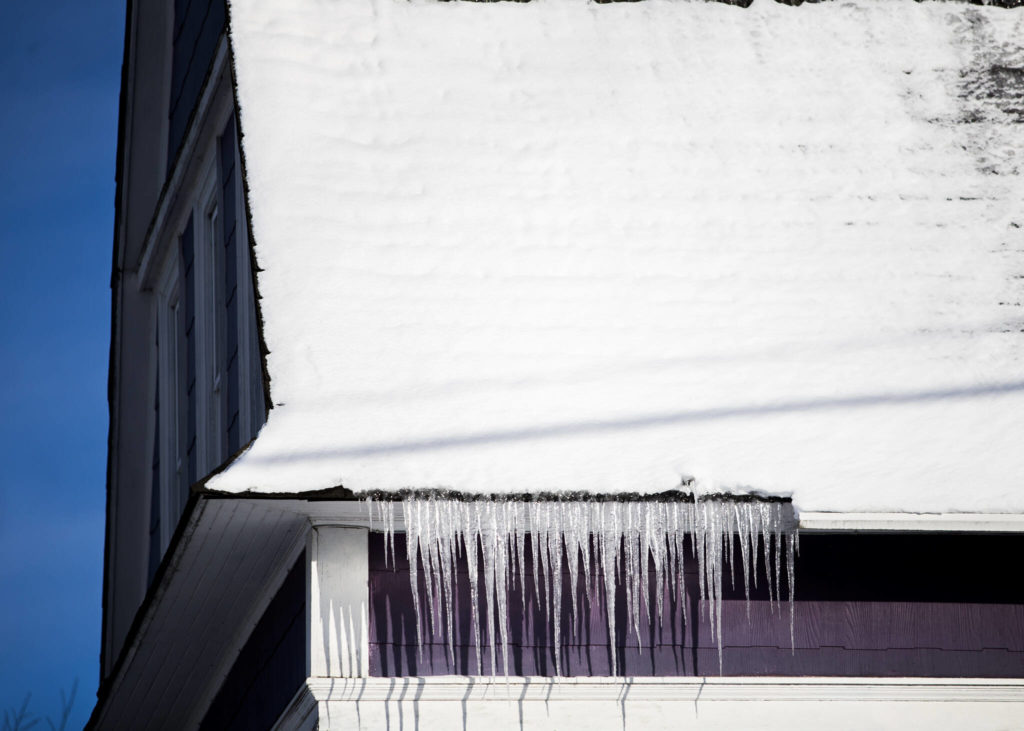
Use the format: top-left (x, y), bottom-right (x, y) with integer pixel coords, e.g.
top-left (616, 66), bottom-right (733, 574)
top-left (0, 1), bottom-right (124, 727)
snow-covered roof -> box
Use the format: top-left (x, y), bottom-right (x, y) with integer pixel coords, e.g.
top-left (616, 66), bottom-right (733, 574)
top-left (211, 0), bottom-right (1024, 513)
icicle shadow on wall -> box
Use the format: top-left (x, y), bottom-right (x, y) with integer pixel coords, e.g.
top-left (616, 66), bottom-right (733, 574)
top-left (366, 492), bottom-right (798, 676)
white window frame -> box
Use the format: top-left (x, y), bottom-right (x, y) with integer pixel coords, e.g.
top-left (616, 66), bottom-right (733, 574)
top-left (152, 148), bottom-right (228, 550)
top-left (149, 114), bottom-right (265, 554)
top-left (155, 248), bottom-right (185, 551)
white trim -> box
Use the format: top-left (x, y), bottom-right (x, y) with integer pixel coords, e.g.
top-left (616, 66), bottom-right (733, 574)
top-left (300, 676), bottom-right (1024, 703)
top-left (308, 525), bottom-right (370, 678)
top-left (798, 512), bottom-right (1024, 533)
top-left (293, 500), bottom-right (1024, 534)
top-left (274, 676), bottom-right (1024, 731)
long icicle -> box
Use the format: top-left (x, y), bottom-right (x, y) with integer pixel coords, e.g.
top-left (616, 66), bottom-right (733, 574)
top-left (388, 495), bottom-right (797, 677)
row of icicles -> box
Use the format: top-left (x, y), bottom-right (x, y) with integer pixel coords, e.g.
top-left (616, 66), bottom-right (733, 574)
top-left (367, 495), bottom-right (798, 676)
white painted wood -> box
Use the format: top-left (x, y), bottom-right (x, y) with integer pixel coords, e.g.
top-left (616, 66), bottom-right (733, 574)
top-left (308, 525), bottom-right (370, 678)
top-left (798, 512), bottom-right (1024, 533)
top-left (258, 499), bottom-right (1024, 534)
top-left (297, 676), bottom-right (1024, 731)
top-left (304, 676), bottom-right (1024, 702)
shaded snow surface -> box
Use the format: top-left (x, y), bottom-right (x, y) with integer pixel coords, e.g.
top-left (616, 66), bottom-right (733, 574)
top-left (211, 0), bottom-right (1024, 513)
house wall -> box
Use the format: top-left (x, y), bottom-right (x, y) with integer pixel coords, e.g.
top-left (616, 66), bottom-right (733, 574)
top-left (104, 0), bottom-right (253, 678)
top-left (368, 533), bottom-right (1024, 678)
top-left (273, 522), bottom-right (1024, 730)
top-left (104, 0), bottom-right (173, 675)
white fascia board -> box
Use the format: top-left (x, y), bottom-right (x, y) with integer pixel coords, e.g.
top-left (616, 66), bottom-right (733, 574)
top-left (798, 512), bottom-right (1024, 533)
top-left (268, 499), bottom-right (1024, 534)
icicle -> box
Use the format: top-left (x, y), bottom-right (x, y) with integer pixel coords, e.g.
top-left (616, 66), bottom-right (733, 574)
top-left (385, 493), bottom-right (798, 678)
top-left (406, 499), bottom-right (423, 657)
top-left (599, 502), bottom-right (621, 675)
top-left (465, 503), bottom-right (483, 675)
top-left (787, 529), bottom-right (799, 653)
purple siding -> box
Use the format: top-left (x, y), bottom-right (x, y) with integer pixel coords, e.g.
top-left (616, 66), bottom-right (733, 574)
top-left (368, 533), bottom-right (1024, 677)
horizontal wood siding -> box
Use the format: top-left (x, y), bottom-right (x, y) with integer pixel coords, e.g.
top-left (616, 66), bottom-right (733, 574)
top-left (180, 217), bottom-right (197, 504)
top-left (199, 551), bottom-right (306, 731)
top-left (219, 115), bottom-right (241, 454)
top-left (168, 0), bottom-right (226, 171)
top-left (368, 533), bottom-right (1024, 677)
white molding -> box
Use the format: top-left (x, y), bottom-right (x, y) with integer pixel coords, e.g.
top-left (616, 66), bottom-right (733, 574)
top-left (301, 676), bottom-right (1024, 704)
top-left (276, 676), bottom-right (1024, 730)
top-left (281, 500), bottom-right (1024, 534)
top-left (798, 512), bottom-right (1024, 533)
top-left (308, 525), bottom-right (370, 678)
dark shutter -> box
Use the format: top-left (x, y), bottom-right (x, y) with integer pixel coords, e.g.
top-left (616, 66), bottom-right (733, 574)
top-left (147, 347), bottom-right (161, 585)
top-left (220, 115), bottom-right (241, 454)
top-left (181, 215), bottom-right (197, 507)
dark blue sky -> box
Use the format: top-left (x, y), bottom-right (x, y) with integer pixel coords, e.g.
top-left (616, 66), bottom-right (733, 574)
top-left (0, 2), bottom-right (124, 727)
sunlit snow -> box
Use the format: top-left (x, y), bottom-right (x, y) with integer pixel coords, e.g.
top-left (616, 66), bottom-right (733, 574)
top-left (211, 0), bottom-right (1024, 514)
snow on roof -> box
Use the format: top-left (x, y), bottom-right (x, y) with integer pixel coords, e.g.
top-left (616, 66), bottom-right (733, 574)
top-left (212, 0), bottom-right (1024, 513)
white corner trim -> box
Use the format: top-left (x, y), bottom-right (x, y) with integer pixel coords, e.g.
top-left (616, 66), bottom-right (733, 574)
top-left (299, 676), bottom-right (1024, 703)
top-left (798, 512), bottom-right (1024, 533)
top-left (308, 525), bottom-right (370, 678)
